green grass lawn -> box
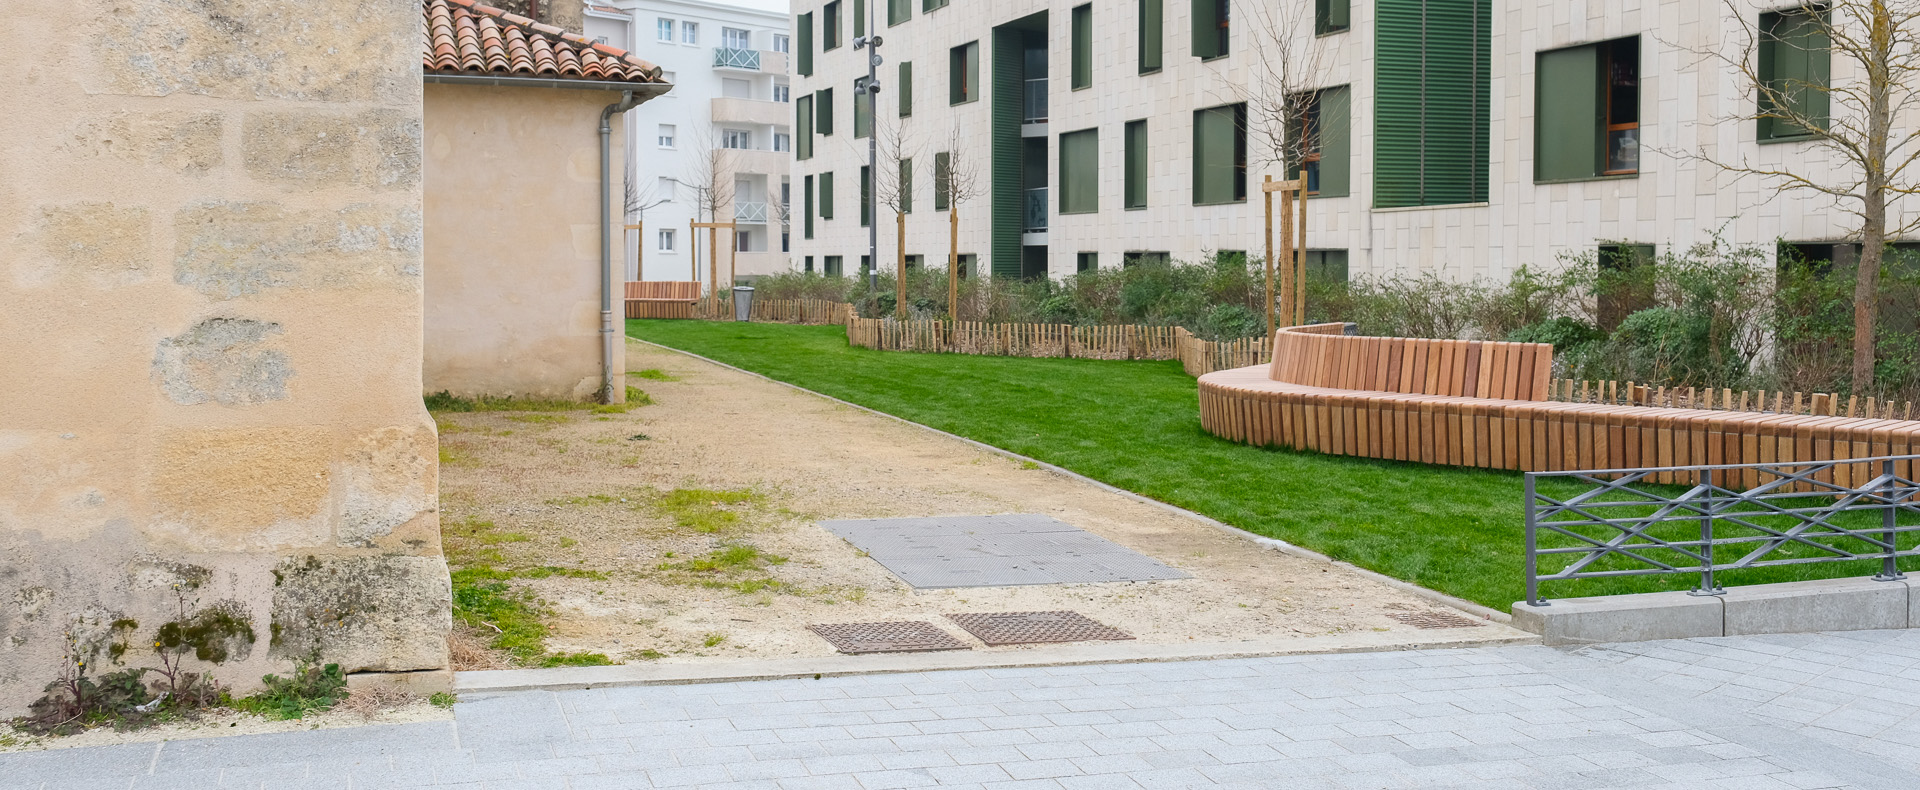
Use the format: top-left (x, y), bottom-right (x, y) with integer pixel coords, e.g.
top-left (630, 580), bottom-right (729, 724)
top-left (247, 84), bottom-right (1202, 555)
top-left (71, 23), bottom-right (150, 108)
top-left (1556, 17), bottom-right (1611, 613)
top-left (629, 320), bottom-right (1915, 609)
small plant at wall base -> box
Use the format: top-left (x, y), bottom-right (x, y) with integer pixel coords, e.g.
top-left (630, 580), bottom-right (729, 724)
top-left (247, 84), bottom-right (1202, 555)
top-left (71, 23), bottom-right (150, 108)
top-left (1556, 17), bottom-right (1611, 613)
top-left (231, 661), bottom-right (347, 720)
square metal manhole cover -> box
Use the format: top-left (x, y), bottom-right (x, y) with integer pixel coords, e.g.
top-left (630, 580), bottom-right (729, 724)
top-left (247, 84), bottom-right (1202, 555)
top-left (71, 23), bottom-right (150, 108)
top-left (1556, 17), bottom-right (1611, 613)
top-left (944, 611), bottom-right (1135, 646)
top-left (807, 621), bottom-right (972, 654)
top-left (818, 514), bottom-right (1191, 589)
top-left (1387, 611), bottom-right (1485, 629)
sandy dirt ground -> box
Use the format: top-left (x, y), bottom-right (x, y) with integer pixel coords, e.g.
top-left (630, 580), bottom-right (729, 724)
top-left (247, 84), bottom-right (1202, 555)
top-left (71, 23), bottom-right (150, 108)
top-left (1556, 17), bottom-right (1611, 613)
top-left (432, 338), bottom-right (1503, 667)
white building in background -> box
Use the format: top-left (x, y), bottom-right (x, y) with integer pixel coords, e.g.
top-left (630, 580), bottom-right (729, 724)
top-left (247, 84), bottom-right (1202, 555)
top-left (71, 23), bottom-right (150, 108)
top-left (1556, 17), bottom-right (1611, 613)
top-left (789, 0), bottom-right (1901, 283)
top-left (589, 0), bottom-right (792, 286)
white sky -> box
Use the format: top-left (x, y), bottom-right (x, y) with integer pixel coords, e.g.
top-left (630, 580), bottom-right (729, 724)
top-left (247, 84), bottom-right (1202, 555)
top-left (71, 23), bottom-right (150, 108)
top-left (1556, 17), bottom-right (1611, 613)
top-left (701, 0), bottom-right (791, 16)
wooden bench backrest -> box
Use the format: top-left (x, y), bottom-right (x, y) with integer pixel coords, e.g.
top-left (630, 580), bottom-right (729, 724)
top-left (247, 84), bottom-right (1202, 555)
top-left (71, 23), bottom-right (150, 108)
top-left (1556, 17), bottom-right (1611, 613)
top-left (624, 281), bottom-right (702, 300)
top-left (1268, 323), bottom-right (1554, 402)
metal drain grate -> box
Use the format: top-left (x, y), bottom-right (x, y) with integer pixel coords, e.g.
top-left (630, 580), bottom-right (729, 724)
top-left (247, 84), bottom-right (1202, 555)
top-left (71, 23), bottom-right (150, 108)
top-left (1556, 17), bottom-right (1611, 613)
top-left (944, 611), bottom-right (1134, 646)
top-left (807, 621), bottom-right (972, 654)
top-left (1387, 611), bottom-right (1486, 629)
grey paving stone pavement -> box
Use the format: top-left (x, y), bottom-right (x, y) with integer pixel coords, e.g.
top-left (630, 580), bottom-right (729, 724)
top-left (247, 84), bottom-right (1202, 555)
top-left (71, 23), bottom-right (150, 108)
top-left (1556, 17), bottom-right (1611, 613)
top-left (7, 630), bottom-right (1920, 789)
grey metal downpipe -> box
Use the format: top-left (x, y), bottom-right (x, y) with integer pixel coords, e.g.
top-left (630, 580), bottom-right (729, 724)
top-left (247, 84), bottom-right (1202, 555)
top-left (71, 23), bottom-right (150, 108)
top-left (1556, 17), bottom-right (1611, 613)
top-left (600, 90), bottom-right (643, 403)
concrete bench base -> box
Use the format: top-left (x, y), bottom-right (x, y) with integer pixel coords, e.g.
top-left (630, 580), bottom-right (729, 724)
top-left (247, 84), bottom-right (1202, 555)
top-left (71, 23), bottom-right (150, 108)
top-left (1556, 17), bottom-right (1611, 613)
top-left (1512, 577), bottom-right (1917, 645)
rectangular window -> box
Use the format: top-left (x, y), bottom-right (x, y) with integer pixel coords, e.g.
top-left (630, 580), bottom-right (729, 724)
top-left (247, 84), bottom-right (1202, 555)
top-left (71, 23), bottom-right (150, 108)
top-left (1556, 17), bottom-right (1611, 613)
top-left (898, 61), bottom-right (913, 117)
top-left (1290, 86), bottom-right (1351, 197)
top-left (1138, 0), bottom-right (1162, 73)
top-left (658, 176), bottom-right (676, 201)
top-left (1759, 9), bottom-right (1831, 141)
top-left (860, 255), bottom-right (872, 276)
top-left (818, 88), bottom-right (835, 135)
top-left (925, 0), bottom-right (947, 11)
top-left (906, 254), bottom-right (923, 269)
top-left (796, 95), bottom-right (813, 159)
top-left (804, 175), bottom-right (815, 238)
top-left (657, 123), bottom-right (676, 148)
top-left (1124, 120), bottom-right (1147, 209)
top-left (854, 0), bottom-right (865, 38)
top-left (956, 253), bottom-right (976, 278)
top-left (682, 22), bottom-right (698, 44)
top-left (1077, 252), bottom-right (1098, 272)
top-left (659, 229), bottom-right (676, 251)
top-left (1535, 37), bottom-right (1638, 181)
top-left (722, 129), bottom-right (751, 149)
top-left (861, 165), bottom-right (872, 226)
top-left (722, 27), bottom-right (751, 49)
top-left (1071, 5), bottom-right (1093, 90)
top-left (1192, 0), bottom-right (1228, 60)
top-left (783, 231), bottom-right (790, 252)
top-left (900, 158), bottom-right (913, 213)
top-left (934, 152), bottom-right (951, 211)
top-left (805, 255), bottom-right (814, 273)
top-left (950, 42), bottom-right (979, 104)
top-left (798, 13), bottom-right (813, 75)
top-left (1123, 251), bottom-right (1169, 267)
top-left (1192, 103), bottom-right (1246, 204)
top-left (1374, 0), bottom-right (1491, 208)
top-left (1596, 244), bottom-right (1656, 330)
top-left (824, 255), bottom-right (843, 276)
top-left (774, 132), bottom-right (791, 152)
top-left (737, 231), bottom-right (752, 251)
top-left (889, 0), bottom-right (911, 27)
top-left (824, 1), bottom-right (841, 49)
top-left (820, 171), bottom-right (835, 219)
top-left (1304, 250), bottom-right (1349, 282)
top-left (774, 84), bottom-right (790, 102)
top-left (1315, 0), bottom-right (1349, 35)
top-left (661, 71), bottom-right (677, 89)
top-left (657, 18), bottom-right (674, 42)
top-left (1059, 128), bottom-right (1098, 214)
top-left (854, 78), bottom-right (873, 138)
top-left (773, 33), bottom-right (790, 53)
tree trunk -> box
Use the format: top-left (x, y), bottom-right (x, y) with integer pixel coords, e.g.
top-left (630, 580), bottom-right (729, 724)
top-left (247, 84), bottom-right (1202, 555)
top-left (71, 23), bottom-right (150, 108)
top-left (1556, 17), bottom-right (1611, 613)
top-left (949, 207), bottom-right (959, 320)
top-left (896, 211), bottom-right (907, 319)
top-left (1854, 1), bottom-right (1894, 394)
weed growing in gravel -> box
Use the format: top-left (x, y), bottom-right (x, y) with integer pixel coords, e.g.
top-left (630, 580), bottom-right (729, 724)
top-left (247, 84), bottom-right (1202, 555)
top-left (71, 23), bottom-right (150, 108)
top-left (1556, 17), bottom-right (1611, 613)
top-left (506, 413), bottom-right (572, 425)
top-left (438, 444), bottom-right (479, 467)
top-left (590, 387), bottom-right (653, 414)
top-left (541, 651), bottom-right (615, 667)
top-left (629, 369), bottom-right (681, 381)
top-left (650, 488), bottom-right (764, 532)
top-left (658, 543), bottom-right (787, 573)
top-left (702, 634), bottom-right (727, 648)
top-left (430, 692), bottom-right (457, 709)
top-left (231, 662), bottom-right (346, 720)
top-left (426, 392), bottom-right (583, 412)
top-left (628, 649), bottom-right (667, 660)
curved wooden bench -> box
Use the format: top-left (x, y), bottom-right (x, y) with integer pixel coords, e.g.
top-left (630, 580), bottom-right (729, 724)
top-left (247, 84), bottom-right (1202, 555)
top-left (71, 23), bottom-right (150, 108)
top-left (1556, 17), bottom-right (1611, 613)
top-left (625, 281), bottom-right (702, 319)
top-left (1199, 324), bottom-right (1920, 487)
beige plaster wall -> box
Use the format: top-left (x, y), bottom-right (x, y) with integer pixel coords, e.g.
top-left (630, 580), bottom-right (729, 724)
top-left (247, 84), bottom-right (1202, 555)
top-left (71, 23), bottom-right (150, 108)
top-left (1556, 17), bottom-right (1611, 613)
top-left (423, 83), bottom-right (625, 402)
top-left (0, 0), bottom-right (447, 715)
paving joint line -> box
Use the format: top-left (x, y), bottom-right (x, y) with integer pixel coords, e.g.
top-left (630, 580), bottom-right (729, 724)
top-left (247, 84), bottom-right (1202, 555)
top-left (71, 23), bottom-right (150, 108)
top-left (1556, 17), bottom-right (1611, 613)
top-left (626, 335), bottom-right (1511, 624)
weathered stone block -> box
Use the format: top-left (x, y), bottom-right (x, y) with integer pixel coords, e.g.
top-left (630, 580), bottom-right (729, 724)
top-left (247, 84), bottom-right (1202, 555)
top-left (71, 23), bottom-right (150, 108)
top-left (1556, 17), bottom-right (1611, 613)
top-left (152, 317), bottom-right (292, 405)
top-left (62, 111), bottom-right (224, 174)
top-left (1510, 591), bottom-right (1724, 646)
top-left (243, 112), bottom-right (361, 184)
top-left (171, 201), bottom-right (421, 298)
top-left (1722, 577), bottom-right (1909, 636)
top-left (94, 0), bottom-right (419, 103)
top-left (334, 427), bottom-right (438, 549)
top-left (28, 202), bottom-right (153, 286)
top-left (149, 428), bottom-right (332, 543)
top-left (270, 555), bottom-right (450, 673)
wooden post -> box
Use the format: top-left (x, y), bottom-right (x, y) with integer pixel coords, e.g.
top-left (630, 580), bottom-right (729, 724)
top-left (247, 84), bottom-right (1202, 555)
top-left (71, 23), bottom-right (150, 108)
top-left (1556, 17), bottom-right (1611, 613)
top-left (689, 219), bottom-right (699, 293)
top-left (948, 207), bottom-right (960, 319)
top-left (625, 222), bottom-right (644, 282)
top-left (707, 225), bottom-right (717, 298)
top-left (1295, 169), bottom-right (1309, 326)
top-left (896, 211), bottom-right (908, 319)
top-left (1263, 174), bottom-right (1275, 338)
top-left (1278, 186), bottom-right (1294, 330)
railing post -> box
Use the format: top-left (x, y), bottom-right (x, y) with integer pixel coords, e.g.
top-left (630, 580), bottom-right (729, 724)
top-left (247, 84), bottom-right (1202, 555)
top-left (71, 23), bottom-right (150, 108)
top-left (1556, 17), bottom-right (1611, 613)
top-left (1525, 473), bottom-right (1545, 606)
top-left (1876, 458), bottom-right (1906, 582)
top-left (1692, 467), bottom-right (1723, 596)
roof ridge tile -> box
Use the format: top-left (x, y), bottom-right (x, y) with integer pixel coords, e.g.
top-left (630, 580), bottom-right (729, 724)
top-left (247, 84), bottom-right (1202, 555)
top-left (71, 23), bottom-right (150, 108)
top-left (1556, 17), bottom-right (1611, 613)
top-left (421, 0), bottom-right (666, 85)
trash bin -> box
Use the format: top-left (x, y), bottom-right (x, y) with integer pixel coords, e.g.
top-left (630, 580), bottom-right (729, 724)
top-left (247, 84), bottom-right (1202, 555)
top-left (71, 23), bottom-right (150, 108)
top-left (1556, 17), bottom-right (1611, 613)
top-left (732, 285), bottom-right (754, 321)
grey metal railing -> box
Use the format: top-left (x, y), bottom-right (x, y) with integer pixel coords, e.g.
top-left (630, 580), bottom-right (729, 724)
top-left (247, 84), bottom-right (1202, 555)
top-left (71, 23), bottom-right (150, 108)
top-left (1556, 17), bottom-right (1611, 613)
top-left (1024, 187), bottom-right (1047, 231)
top-left (732, 201), bottom-right (768, 223)
top-left (1023, 78), bottom-right (1047, 123)
top-left (1525, 455), bottom-right (1920, 605)
top-left (713, 48), bottom-right (761, 70)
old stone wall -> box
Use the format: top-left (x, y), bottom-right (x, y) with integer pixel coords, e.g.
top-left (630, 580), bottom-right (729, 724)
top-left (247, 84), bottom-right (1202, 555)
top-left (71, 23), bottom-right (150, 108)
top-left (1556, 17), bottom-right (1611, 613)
top-left (0, 0), bottom-right (448, 715)
top-left (422, 83), bottom-right (624, 402)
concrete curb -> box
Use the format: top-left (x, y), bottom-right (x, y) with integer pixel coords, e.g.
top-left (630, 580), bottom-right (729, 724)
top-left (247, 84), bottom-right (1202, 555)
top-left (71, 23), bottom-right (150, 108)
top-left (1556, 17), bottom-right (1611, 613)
top-left (457, 627), bottom-right (1539, 694)
top-left (625, 335), bottom-right (1512, 624)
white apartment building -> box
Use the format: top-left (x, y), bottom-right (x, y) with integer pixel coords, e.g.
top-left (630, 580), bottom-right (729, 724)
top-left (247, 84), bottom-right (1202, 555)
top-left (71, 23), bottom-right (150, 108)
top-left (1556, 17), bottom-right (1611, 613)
top-left (589, 0), bottom-right (793, 284)
top-left (790, 0), bottom-right (1903, 282)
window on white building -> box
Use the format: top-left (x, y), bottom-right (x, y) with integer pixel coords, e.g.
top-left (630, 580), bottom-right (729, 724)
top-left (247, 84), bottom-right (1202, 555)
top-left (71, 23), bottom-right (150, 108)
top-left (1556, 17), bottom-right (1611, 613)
top-left (722, 78), bottom-right (752, 98)
top-left (658, 124), bottom-right (676, 148)
top-left (660, 71), bottom-right (677, 93)
top-left (736, 230), bottom-right (752, 251)
top-left (773, 132), bottom-right (791, 152)
top-left (658, 176), bottom-right (676, 201)
top-left (772, 34), bottom-right (790, 53)
top-left (773, 84), bottom-right (790, 102)
top-left (682, 21), bottom-right (699, 44)
top-left (657, 18), bottom-right (674, 42)
top-left (722, 129), bottom-right (752, 149)
top-left (722, 27), bottom-right (751, 49)
top-left (659, 229), bottom-right (676, 251)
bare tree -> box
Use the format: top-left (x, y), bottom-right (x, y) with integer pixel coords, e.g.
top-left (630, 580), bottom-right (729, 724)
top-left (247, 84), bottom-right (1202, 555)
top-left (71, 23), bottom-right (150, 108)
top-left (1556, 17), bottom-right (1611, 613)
top-left (1677, 1), bottom-right (1920, 392)
top-left (875, 116), bottom-right (920, 317)
top-left (1229, 1), bottom-right (1337, 175)
top-left (935, 124), bottom-right (984, 319)
top-left (622, 167), bottom-right (670, 282)
top-left (680, 127), bottom-right (736, 295)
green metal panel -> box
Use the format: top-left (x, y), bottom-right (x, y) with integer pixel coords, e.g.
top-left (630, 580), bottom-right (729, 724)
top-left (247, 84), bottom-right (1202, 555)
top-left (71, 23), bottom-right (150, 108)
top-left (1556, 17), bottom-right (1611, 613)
top-left (1191, 0), bottom-right (1218, 59)
top-left (1373, 0), bottom-right (1488, 208)
top-left (861, 165), bottom-right (872, 226)
top-left (1059, 128), bottom-right (1098, 213)
top-left (1316, 0), bottom-right (1349, 34)
top-left (1072, 5), bottom-right (1092, 90)
top-left (798, 13), bottom-right (813, 75)
top-left (1125, 120), bottom-right (1147, 208)
top-left (818, 88), bottom-right (834, 135)
top-left (1193, 104), bottom-right (1241, 204)
top-left (820, 171), bottom-right (835, 219)
top-left (1319, 87), bottom-right (1351, 198)
top-left (1535, 45), bottom-right (1600, 181)
top-left (934, 152), bottom-right (951, 210)
top-left (854, 0), bottom-right (864, 39)
top-left (889, 0), bottom-right (910, 26)
top-left (824, 1), bottom-right (841, 49)
top-left (990, 28), bottom-right (1023, 278)
top-left (950, 42), bottom-right (980, 104)
top-left (804, 174), bottom-right (815, 238)
top-left (1760, 10), bottom-right (1831, 140)
top-left (899, 61), bottom-right (913, 117)
top-left (796, 95), bottom-right (814, 159)
top-left (1138, 0), bottom-right (1161, 73)
top-left (854, 79), bottom-right (872, 138)
top-left (901, 158), bottom-right (913, 213)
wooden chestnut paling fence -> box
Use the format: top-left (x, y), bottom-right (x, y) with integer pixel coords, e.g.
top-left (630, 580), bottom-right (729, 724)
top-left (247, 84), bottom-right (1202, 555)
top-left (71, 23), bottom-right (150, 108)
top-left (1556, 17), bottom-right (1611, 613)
top-left (842, 315), bottom-right (1275, 370)
top-left (1546, 378), bottom-right (1916, 421)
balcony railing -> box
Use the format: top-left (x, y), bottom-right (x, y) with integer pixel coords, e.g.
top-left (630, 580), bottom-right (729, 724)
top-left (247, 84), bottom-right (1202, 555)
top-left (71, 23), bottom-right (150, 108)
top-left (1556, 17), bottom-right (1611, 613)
top-left (713, 48), bottom-right (761, 70)
top-left (1023, 77), bottom-right (1047, 123)
top-left (733, 201), bottom-right (769, 223)
top-left (1024, 188), bottom-right (1047, 231)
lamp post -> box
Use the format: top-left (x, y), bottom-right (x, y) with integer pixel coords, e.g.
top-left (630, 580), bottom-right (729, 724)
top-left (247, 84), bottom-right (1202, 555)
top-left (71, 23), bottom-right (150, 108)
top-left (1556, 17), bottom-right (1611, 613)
top-left (853, 13), bottom-right (882, 296)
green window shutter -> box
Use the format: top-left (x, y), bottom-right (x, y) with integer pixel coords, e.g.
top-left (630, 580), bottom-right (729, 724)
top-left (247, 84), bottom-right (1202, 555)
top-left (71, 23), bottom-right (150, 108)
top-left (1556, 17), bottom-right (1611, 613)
top-left (1124, 120), bottom-right (1147, 208)
top-left (824, 1), bottom-right (840, 49)
top-left (804, 175), bottom-right (815, 238)
top-left (798, 13), bottom-right (813, 75)
top-left (1760, 11), bottom-right (1831, 140)
top-left (934, 152), bottom-right (951, 210)
top-left (1319, 87), bottom-right (1351, 198)
top-left (1193, 104), bottom-right (1243, 204)
top-left (818, 88), bottom-right (834, 135)
top-left (951, 43), bottom-right (979, 104)
top-left (796, 95), bottom-right (814, 159)
top-left (1535, 45), bottom-right (1601, 181)
top-left (854, 0), bottom-right (865, 39)
top-left (1072, 5), bottom-right (1092, 90)
top-left (924, 0), bottom-right (947, 11)
top-left (854, 79), bottom-right (872, 138)
top-left (1138, 0), bottom-right (1162, 73)
top-left (1316, 0), bottom-right (1350, 34)
top-left (889, 0), bottom-right (910, 27)
top-left (1191, 0), bottom-right (1218, 59)
top-left (821, 171), bottom-right (835, 219)
top-left (990, 29), bottom-right (1023, 278)
top-left (899, 61), bottom-right (913, 117)
top-left (861, 165), bottom-right (872, 226)
top-left (1059, 128), bottom-right (1098, 214)
top-left (901, 158), bottom-right (913, 213)
top-left (1373, 0), bottom-right (1489, 208)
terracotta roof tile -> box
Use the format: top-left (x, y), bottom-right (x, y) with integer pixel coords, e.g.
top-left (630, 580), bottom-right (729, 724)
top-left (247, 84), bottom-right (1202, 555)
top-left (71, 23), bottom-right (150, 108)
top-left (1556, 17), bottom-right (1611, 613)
top-left (423, 0), bottom-right (666, 85)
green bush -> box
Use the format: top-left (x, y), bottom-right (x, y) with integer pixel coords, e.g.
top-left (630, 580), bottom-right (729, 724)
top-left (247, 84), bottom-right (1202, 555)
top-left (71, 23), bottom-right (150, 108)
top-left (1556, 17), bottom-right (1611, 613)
top-left (232, 662), bottom-right (346, 720)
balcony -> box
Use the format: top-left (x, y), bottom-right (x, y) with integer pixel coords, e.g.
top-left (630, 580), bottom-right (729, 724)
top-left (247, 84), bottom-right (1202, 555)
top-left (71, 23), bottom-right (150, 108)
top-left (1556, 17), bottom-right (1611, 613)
top-left (1024, 187), bottom-right (1047, 231)
top-left (732, 201), bottom-right (769, 223)
top-left (710, 96), bottom-right (790, 126)
top-left (713, 147), bottom-right (789, 176)
top-left (713, 48), bottom-right (760, 70)
top-left (1023, 78), bottom-right (1047, 123)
